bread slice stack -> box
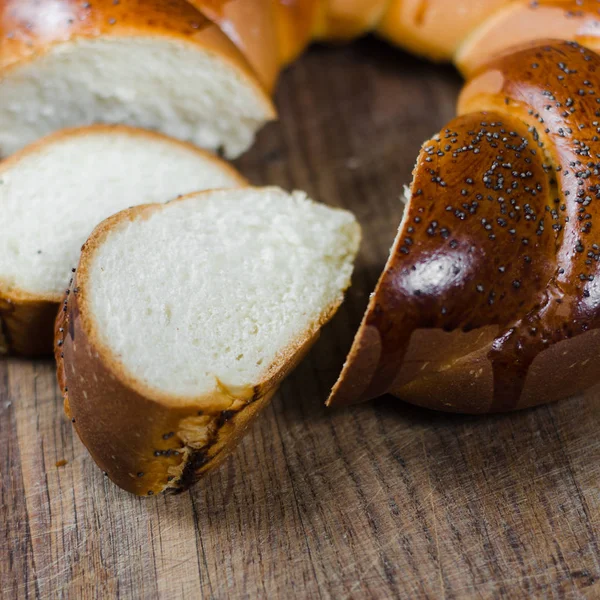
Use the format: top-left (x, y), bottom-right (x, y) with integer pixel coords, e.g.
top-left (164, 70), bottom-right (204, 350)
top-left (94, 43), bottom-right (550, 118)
top-left (0, 125), bottom-right (246, 355)
top-left (56, 188), bottom-right (360, 495)
top-left (1, 0), bottom-right (362, 496)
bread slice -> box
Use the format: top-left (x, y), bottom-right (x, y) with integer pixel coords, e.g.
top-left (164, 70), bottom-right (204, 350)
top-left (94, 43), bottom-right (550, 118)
top-left (55, 187), bottom-right (360, 495)
top-left (0, 0), bottom-right (275, 159)
top-left (0, 125), bottom-right (246, 356)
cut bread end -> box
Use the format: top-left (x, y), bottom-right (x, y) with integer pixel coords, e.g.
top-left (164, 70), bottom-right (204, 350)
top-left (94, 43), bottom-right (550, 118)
top-left (0, 36), bottom-right (275, 160)
top-left (0, 125), bottom-right (245, 356)
top-left (57, 187), bottom-right (360, 495)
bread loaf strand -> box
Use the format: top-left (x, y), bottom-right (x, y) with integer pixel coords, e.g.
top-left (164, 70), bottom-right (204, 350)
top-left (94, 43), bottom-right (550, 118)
top-left (330, 41), bottom-right (600, 412)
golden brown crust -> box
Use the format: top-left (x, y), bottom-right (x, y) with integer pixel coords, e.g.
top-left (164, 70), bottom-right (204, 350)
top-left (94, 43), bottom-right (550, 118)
top-left (377, 0), bottom-right (512, 62)
top-left (0, 125), bottom-right (247, 357)
top-left (186, 0), bottom-right (281, 91)
top-left (56, 190), bottom-right (351, 495)
top-left (330, 41), bottom-right (600, 413)
top-left (3, 1), bottom-right (598, 102)
top-left (456, 0), bottom-right (600, 76)
top-left (272, 0), bottom-right (321, 65)
top-left (391, 327), bottom-right (600, 414)
top-left (316, 0), bottom-right (390, 40)
top-left (2, 0), bottom-right (232, 68)
top-left (330, 111), bottom-right (557, 411)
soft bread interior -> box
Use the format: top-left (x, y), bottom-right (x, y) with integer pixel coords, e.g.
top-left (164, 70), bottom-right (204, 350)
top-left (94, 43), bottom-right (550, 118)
top-left (0, 126), bottom-right (243, 299)
top-left (84, 188), bottom-right (361, 398)
top-left (0, 37), bottom-right (274, 159)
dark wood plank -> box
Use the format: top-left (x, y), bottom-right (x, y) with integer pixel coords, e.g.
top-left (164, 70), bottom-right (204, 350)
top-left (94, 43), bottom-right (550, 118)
top-left (2, 38), bottom-right (599, 599)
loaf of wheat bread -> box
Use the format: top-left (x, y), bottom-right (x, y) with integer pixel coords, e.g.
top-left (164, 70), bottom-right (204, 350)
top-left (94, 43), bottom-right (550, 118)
top-left (0, 125), bottom-right (245, 356)
top-left (55, 187), bottom-right (360, 495)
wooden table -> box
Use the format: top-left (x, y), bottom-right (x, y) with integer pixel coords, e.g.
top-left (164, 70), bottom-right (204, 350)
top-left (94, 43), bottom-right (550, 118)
top-left (2, 38), bottom-right (600, 600)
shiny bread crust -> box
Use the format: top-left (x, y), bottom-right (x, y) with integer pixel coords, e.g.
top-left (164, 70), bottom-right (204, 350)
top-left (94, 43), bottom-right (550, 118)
top-left (330, 41), bottom-right (600, 413)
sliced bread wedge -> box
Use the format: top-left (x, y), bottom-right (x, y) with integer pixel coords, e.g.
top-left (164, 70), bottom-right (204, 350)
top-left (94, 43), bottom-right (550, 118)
top-left (0, 125), bottom-right (246, 356)
top-left (55, 187), bottom-right (361, 496)
top-left (0, 0), bottom-right (275, 159)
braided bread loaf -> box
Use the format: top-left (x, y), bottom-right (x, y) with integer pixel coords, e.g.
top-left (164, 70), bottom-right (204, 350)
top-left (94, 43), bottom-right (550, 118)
top-left (331, 41), bottom-right (600, 412)
top-left (3, 0), bottom-right (600, 493)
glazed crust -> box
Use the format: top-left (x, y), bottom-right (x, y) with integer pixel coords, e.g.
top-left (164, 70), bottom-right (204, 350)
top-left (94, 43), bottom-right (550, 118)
top-left (316, 0), bottom-right (390, 40)
top-left (0, 0), bottom-right (264, 84)
top-left (272, 0), bottom-right (321, 65)
top-left (330, 41), bottom-right (600, 413)
top-left (55, 193), bottom-right (351, 495)
top-left (376, 0), bottom-right (600, 67)
top-left (377, 0), bottom-right (512, 62)
top-left (3, 0), bottom-right (599, 92)
top-left (0, 124), bottom-right (247, 357)
top-left (456, 0), bottom-right (600, 76)
top-left (186, 0), bottom-right (281, 91)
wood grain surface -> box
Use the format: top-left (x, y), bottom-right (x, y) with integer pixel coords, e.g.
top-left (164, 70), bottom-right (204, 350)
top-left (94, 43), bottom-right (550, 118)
top-left (2, 38), bottom-right (600, 600)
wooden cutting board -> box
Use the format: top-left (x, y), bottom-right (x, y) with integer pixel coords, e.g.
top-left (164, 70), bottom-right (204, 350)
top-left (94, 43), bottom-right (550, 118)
top-left (2, 38), bottom-right (600, 600)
